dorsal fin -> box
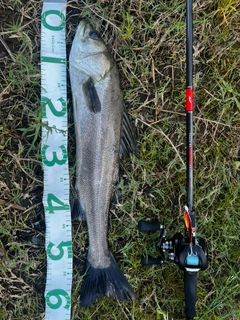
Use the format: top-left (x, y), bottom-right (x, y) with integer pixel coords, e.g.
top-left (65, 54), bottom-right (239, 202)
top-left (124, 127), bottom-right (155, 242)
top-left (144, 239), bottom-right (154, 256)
top-left (120, 107), bottom-right (138, 157)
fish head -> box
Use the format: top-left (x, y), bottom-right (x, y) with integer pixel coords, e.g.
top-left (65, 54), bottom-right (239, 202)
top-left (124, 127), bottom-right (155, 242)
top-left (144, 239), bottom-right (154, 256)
top-left (70, 20), bottom-right (113, 80)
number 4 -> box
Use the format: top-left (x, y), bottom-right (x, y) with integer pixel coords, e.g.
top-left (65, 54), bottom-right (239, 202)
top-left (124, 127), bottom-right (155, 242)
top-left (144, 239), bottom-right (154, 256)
top-left (45, 193), bottom-right (69, 214)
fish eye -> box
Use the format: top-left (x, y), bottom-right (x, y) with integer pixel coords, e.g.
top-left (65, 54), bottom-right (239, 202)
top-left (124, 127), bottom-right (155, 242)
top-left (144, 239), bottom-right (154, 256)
top-left (89, 30), bottom-right (100, 40)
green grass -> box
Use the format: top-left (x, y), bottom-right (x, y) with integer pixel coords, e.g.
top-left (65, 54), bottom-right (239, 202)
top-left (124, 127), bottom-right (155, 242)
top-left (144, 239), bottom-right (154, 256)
top-left (0, 0), bottom-right (240, 319)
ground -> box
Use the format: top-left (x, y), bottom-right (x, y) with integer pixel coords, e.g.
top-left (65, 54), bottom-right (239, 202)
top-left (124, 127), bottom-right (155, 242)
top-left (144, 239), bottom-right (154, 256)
top-left (0, 0), bottom-right (240, 319)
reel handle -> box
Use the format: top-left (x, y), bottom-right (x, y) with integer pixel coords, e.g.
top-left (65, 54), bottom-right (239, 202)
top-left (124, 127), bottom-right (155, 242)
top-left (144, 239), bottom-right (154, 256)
top-left (138, 220), bottom-right (162, 232)
top-left (141, 256), bottom-right (163, 266)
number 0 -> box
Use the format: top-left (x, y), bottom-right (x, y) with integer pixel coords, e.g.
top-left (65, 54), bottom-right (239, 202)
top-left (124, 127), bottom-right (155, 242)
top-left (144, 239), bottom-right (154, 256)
top-left (42, 10), bottom-right (65, 31)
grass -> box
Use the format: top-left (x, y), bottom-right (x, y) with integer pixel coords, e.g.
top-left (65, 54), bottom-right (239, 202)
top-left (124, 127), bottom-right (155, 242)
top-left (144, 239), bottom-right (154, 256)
top-left (0, 0), bottom-right (240, 319)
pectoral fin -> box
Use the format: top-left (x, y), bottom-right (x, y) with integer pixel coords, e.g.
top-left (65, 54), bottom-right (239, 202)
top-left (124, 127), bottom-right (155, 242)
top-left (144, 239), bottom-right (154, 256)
top-left (82, 77), bottom-right (101, 113)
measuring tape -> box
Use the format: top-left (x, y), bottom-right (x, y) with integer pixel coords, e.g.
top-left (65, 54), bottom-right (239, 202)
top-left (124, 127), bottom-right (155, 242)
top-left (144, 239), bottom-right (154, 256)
top-left (41, 1), bottom-right (72, 319)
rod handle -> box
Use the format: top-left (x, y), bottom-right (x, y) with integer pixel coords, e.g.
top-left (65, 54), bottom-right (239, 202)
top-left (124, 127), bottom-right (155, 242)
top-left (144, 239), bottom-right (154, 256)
top-left (138, 220), bottom-right (161, 232)
top-left (184, 270), bottom-right (197, 319)
top-left (141, 256), bottom-right (163, 266)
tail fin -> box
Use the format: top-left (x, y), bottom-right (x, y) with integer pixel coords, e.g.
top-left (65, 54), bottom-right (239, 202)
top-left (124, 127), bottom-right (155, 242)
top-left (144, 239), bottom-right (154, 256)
top-left (80, 254), bottom-right (136, 307)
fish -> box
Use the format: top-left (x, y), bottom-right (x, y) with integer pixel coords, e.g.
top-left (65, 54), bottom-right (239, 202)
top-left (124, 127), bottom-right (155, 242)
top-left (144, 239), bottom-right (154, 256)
top-left (69, 19), bottom-right (137, 307)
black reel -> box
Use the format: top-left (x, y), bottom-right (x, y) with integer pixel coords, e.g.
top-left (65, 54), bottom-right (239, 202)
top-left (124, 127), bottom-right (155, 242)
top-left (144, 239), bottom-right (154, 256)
top-left (138, 220), bottom-right (208, 270)
top-left (138, 220), bottom-right (208, 320)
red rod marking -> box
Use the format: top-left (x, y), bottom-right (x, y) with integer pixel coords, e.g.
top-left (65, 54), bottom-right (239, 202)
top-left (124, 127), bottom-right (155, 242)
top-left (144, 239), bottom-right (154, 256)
top-left (186, 88), bottom-right (194, 112)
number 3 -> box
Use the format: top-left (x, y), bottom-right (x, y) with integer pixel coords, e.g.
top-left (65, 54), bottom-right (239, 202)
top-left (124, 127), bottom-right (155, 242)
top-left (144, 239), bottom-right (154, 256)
top-left (42, 144), bottom-right (67, 167)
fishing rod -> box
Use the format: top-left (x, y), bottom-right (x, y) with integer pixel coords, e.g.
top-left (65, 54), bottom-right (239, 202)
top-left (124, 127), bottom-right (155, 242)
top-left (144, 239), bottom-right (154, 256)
top-left (138, 1), bottom-right (208, 319)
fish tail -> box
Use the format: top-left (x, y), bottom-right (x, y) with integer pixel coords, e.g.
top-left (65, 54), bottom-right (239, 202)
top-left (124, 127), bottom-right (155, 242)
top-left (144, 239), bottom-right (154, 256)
top-left (80, 254), bottom-right (136, 307)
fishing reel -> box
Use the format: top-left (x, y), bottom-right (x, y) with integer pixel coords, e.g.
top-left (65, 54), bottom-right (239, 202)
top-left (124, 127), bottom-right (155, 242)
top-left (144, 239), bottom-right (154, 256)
top-left (138, 216), bottom-right (208, 320)
top-left (138, 219), bottom-right (208, 271)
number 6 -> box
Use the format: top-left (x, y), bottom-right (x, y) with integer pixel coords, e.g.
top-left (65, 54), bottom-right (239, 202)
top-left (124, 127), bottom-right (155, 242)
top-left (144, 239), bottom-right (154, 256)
top-left (46, 289), bottom-right (70, 310)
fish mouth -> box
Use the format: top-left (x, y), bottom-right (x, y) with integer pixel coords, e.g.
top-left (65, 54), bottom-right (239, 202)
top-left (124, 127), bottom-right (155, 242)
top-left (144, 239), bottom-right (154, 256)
top-left (76, 19), bottom-right (95, 39)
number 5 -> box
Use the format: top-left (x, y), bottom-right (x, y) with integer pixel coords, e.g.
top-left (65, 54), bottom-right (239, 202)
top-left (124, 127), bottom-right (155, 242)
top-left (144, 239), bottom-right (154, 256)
top-left (47, 241), bottom-right (72, 261)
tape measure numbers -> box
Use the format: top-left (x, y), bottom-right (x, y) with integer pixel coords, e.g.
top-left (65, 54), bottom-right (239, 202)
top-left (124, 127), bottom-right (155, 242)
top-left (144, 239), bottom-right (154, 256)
top-left (41, 1), bottom-right (72, 319)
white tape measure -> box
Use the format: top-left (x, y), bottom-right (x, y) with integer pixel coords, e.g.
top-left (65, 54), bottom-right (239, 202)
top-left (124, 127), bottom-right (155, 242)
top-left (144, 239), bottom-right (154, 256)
top-left (41, 1), bottom-right (72, 319)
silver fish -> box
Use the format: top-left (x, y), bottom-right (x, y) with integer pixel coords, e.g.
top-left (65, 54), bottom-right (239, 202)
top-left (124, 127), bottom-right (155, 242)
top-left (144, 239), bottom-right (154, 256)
top-left (69, 19), bottom-right (137, 307)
